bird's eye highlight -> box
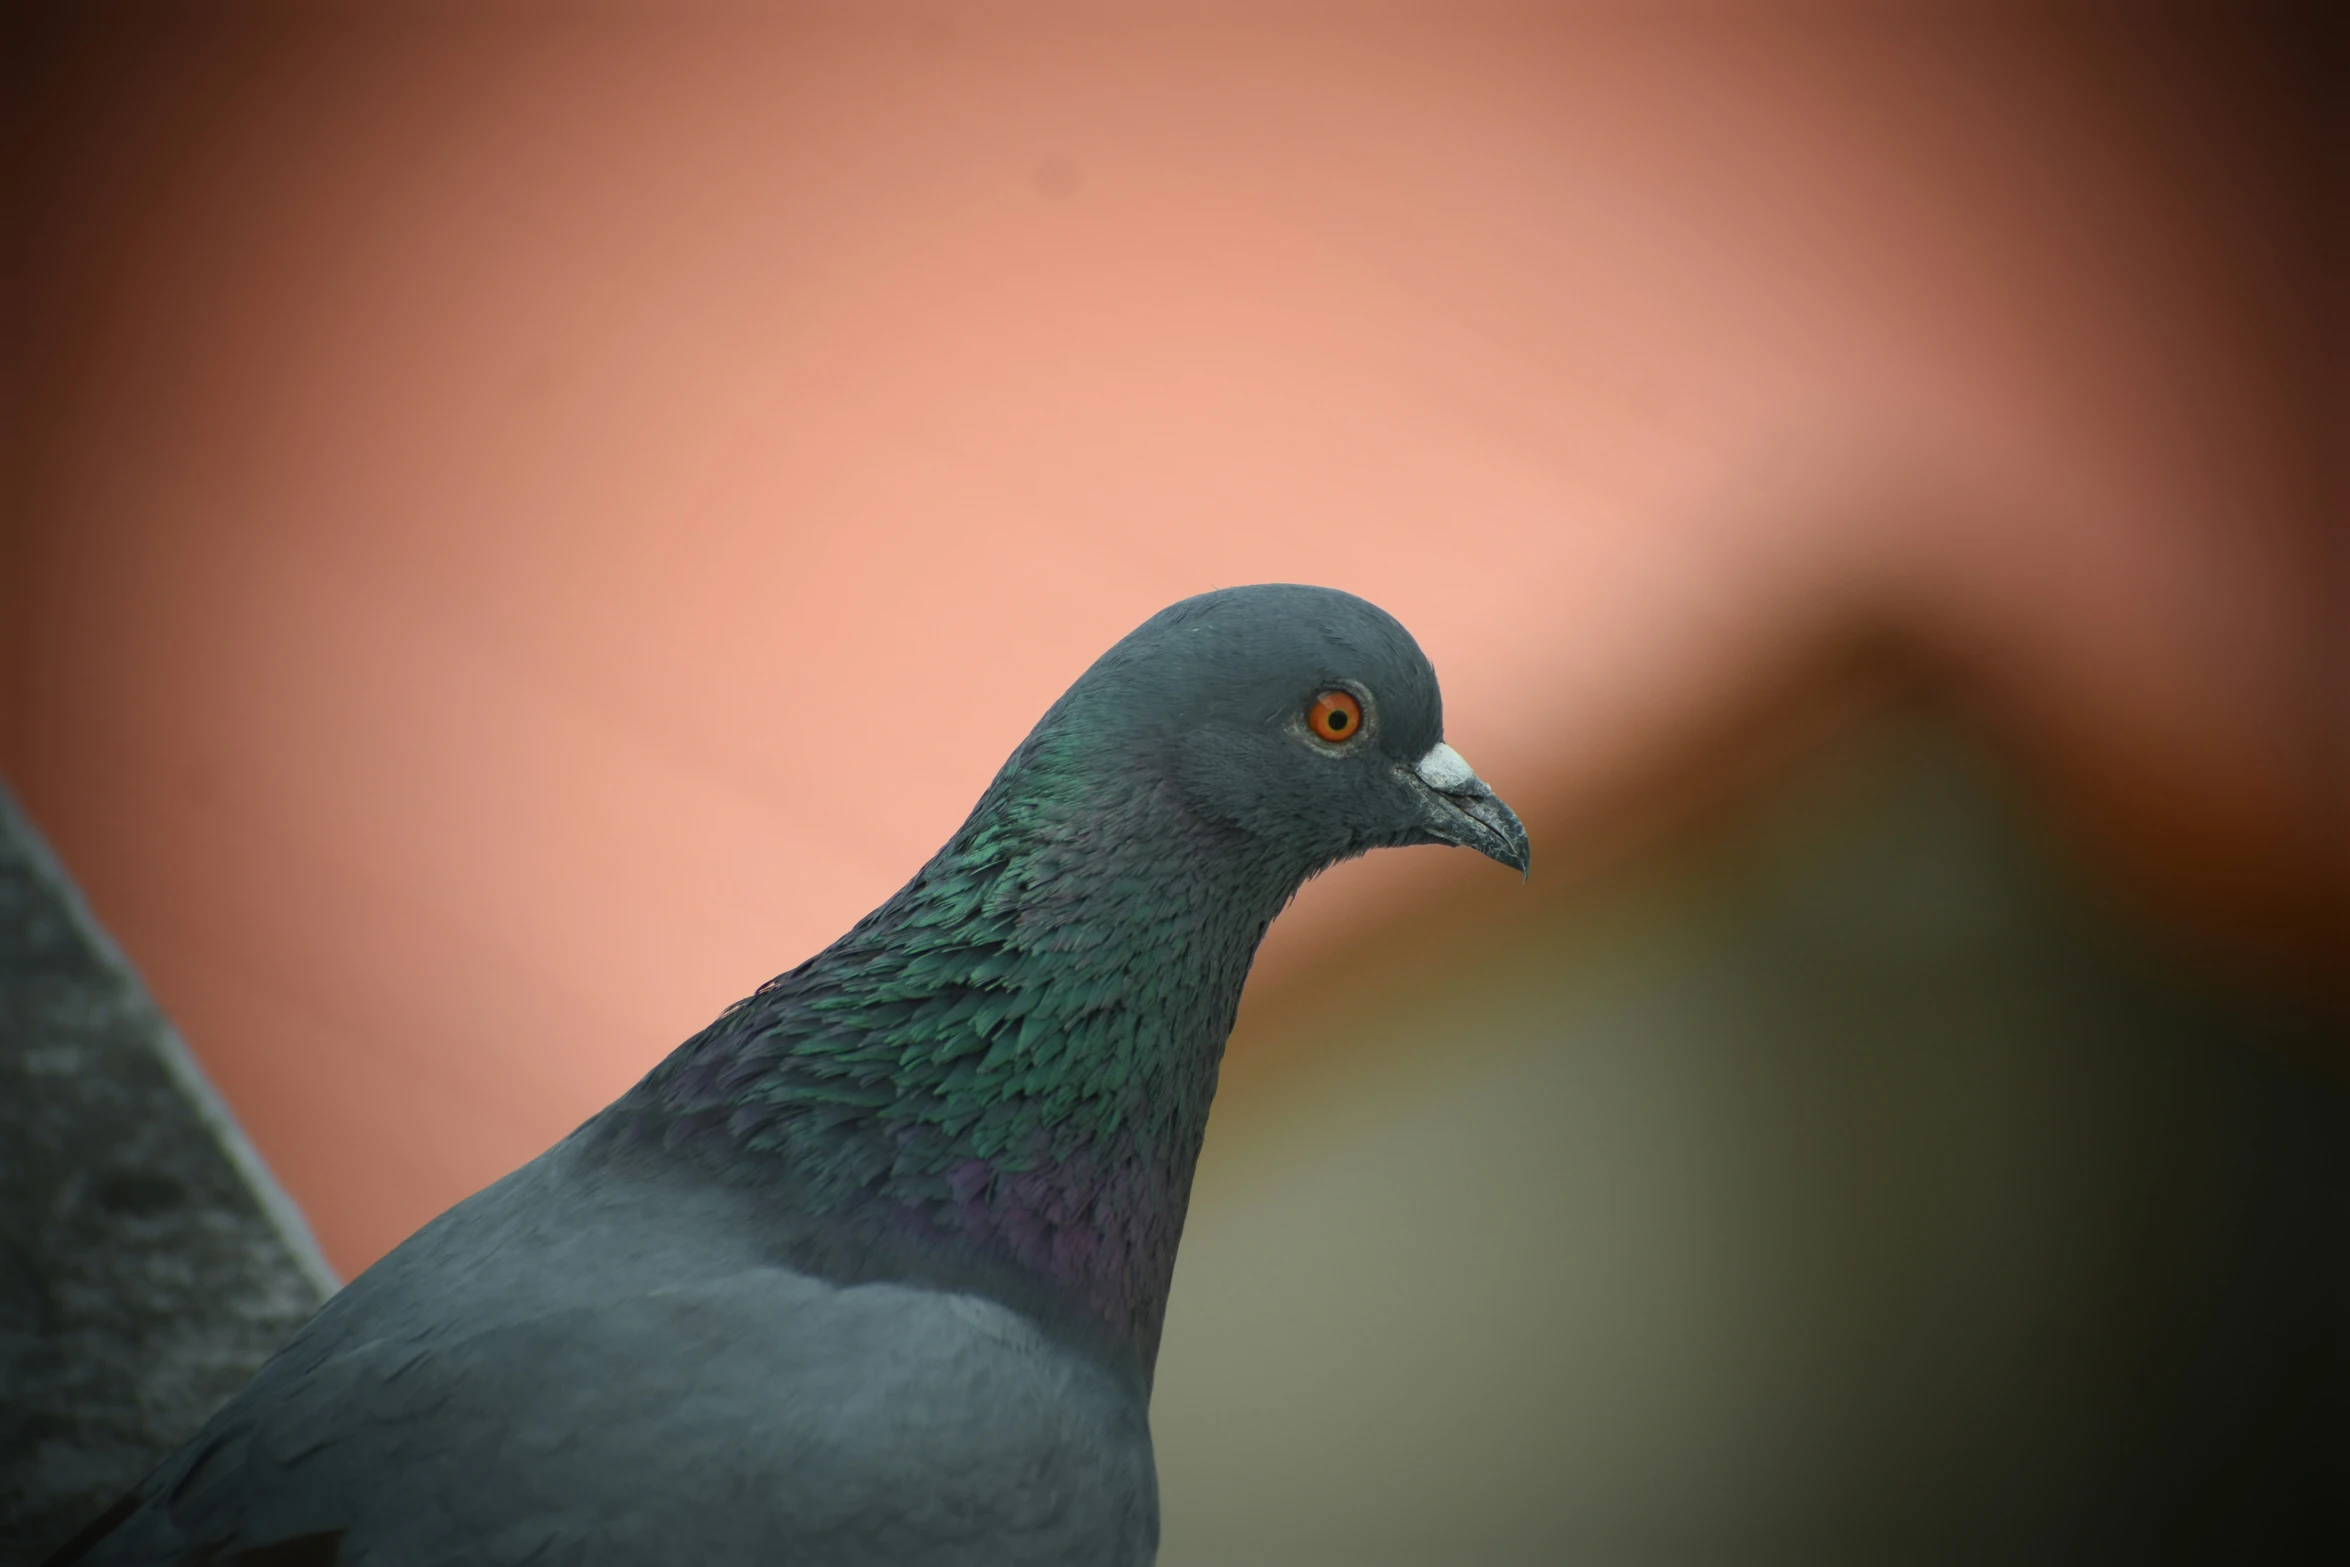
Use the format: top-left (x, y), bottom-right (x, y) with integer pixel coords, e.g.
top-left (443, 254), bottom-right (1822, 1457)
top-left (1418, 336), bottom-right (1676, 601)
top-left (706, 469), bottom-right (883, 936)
top-left (1307, 690), bottom-right (1362, 743)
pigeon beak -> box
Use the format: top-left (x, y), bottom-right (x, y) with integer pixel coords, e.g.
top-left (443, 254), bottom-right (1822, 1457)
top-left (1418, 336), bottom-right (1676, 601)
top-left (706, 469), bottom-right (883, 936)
top-left (1409, 743), bottom-right (1531, 877)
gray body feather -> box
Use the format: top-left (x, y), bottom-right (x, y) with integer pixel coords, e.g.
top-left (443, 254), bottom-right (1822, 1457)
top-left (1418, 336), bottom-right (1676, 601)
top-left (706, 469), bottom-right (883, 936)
top-left (83, 1136), bottom-right (1156, 1566)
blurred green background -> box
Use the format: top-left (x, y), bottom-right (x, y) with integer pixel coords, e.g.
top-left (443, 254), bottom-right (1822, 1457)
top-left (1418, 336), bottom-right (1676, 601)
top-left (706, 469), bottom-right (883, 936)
top-left (1156, 711), bottom-right (2344, 1563)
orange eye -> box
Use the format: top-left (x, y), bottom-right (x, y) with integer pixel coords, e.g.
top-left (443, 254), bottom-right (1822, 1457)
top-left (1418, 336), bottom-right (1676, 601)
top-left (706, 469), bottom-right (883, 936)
top-left (1306, 689), bottom-right (1362, 743)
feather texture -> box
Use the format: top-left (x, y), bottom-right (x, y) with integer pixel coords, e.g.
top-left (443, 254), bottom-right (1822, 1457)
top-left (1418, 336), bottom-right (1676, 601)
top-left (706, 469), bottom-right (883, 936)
top-left (53, 585), bottom-right (1519, 1566)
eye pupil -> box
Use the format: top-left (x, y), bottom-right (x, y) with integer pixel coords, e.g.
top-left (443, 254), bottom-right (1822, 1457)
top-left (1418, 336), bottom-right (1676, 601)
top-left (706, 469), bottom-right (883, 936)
top-left (1327, 711), bottom-right (1349, 732)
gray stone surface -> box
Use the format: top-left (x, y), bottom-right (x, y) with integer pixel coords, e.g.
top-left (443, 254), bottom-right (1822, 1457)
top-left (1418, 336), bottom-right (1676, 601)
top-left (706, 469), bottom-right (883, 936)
top-left (0, 786), bottom-right (332, 1564)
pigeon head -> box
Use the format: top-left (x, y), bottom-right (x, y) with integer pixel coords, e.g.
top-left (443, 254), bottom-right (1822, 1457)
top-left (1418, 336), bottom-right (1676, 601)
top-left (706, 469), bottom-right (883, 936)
top-left (616, 584), bottom-right (1525, 1379)
top-left (997, 583), bottom-right (1529, 884)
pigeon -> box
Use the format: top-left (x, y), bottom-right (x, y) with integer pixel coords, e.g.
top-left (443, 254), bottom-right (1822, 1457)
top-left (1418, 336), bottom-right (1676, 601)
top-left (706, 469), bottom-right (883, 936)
top-left (52, 583), bottom-right (1528, 1567)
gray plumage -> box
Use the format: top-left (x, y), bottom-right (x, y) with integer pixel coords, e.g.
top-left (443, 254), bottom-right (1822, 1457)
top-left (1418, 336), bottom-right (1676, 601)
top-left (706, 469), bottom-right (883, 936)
top-left (79, 1149), bottom-right (1153, 1565)
top-left (55, 585), bottom-right (1527, 1566)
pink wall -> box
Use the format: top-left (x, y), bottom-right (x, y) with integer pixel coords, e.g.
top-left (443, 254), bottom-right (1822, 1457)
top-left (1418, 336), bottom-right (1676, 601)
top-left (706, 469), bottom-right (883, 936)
top-left (5, 6), bottom-right (2333, 1275)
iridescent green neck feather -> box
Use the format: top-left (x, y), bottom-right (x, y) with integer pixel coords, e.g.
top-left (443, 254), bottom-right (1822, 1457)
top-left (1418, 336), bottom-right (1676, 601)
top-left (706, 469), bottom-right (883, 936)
top-left (610, 719), bottom-right (1307, 1374)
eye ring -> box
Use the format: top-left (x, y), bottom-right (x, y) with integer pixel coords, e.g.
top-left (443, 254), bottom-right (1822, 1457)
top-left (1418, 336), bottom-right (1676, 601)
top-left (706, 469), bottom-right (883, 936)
top-left (1306, 689), bottom-right (1363, 744)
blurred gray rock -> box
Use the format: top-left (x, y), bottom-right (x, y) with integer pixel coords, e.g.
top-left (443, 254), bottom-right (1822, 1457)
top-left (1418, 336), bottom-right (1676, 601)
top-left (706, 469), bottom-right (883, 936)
top-left (0, 786), bottom-right (332, 1565)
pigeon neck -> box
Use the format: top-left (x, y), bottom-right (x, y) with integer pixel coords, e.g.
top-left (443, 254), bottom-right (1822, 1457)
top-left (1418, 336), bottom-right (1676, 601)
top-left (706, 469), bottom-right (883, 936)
top-left (611, 745), bottom-right (1306, 1378)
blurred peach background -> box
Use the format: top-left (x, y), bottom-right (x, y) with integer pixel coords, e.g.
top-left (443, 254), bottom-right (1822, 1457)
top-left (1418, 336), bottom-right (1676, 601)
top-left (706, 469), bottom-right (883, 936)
top-left (2, 3), bottom-right (2340, 1555)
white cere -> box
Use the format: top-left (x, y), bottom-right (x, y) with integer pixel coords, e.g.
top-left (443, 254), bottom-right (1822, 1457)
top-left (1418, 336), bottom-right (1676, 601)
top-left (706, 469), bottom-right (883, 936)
top-left (1414, 743), bottom-right (1480, 794)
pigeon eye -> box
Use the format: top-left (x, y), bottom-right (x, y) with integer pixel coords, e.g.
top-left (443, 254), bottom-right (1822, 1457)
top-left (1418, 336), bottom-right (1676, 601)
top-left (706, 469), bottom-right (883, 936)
top-left (1306, 690), bottom-right (1362, 743)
